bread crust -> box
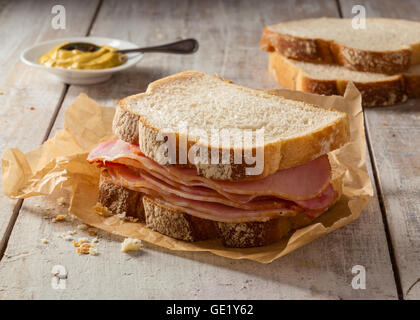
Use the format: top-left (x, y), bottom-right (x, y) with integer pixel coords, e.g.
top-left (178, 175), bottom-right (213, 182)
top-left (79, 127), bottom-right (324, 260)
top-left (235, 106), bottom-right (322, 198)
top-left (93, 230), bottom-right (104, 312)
top-left (268, 52), bottom-right (414, 107)
top-left (112, 105), bottom-right (139, 144)
top-left (142, 196), bottom-right (218, 241)
top-left (261, 26), bottom-right (413, 74)
top-left (405, 73), bottom-right (420, 98)
top-left (117, 70), bottom-right (350, 181)
top-left (216, 218), bottom-right (293, 247)
top-left (98, 173), bottom-right (145, 220)
top-left (97, 170), bottom-right (343, 248)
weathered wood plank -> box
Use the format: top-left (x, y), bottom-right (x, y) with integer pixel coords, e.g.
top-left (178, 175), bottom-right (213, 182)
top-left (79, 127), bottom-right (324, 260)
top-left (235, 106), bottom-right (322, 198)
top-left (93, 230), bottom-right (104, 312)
top-left (0, 0), bottom-right (397, 299)
top-left (340, 0), bottom-right (420, 300)
top-left (0, 0), bottom-right (99, 240)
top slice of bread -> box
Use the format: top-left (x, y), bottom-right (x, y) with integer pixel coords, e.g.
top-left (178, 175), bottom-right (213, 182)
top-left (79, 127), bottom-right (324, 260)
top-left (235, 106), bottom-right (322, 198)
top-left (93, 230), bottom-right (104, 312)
top-left (114, 71), bottom-right (349, 181)
top-left (261, 18), bottom-right (420, 74)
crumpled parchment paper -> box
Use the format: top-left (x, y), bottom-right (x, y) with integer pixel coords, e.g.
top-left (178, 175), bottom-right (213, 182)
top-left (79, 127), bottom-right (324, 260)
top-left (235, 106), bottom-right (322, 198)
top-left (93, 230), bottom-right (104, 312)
top-left (1, 83), bottom-right (372, 263)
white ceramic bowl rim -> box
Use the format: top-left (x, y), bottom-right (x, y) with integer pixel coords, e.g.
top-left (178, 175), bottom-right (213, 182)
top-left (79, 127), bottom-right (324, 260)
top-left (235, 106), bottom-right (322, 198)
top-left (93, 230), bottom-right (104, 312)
top-left (21, 36), bottom-right (143, 74)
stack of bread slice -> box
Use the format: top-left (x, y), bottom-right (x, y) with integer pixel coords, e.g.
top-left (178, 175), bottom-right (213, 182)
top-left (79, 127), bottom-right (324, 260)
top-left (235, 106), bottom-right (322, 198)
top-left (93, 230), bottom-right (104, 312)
top-left (261, 18), bottom-right (420, 106)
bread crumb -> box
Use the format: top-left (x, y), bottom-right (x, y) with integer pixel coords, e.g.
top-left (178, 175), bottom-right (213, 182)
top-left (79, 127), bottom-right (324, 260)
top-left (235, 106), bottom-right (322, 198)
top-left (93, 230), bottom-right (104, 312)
top-left (77, 224), bottom-right (88, 230)
top-left (390, 132), bottom-right (396, 137)
top-left (68, 230), bottom-right (77, 235)
top-left (52, 214), bottom-right (66, 222)
top-left (57, 197), bottom-right (66, 206)
top-left (77, 243), bottom-right (93, 255)
top-left (91, 237), bottom-right (99, 243)
top-left (87, 228), bottom-right (97, 236)
top-left (73, 238), bottom-right (89, 247)
top-left (43, 215), bottom-right (50, 219)
top-left (88, 246), bottom-right (98, 256)
top-left (116, 212), bottom-right (127, 219)
top-left (28, 105), bottom-right (35, 110)
top-left (58, 233), bottom-right (73, 241)
top-left (41, 239), bottom-right (49, 244)
top-left (125, 216), bottom-right (139, 223)
top-left (93, 203), bottom-right (112, 217)
top-left (121, 238), bottom-right (142, 253)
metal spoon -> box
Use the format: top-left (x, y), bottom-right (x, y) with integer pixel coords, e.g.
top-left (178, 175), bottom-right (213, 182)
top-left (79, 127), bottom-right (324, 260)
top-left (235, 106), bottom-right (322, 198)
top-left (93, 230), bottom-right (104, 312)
top-left (60, 38), bottom-right (199, 54)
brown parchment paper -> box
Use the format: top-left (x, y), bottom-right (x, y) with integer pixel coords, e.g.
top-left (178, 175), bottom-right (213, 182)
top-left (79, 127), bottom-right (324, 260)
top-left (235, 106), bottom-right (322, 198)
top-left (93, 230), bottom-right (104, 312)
top-left (1, 83), bottom-right (372, 263)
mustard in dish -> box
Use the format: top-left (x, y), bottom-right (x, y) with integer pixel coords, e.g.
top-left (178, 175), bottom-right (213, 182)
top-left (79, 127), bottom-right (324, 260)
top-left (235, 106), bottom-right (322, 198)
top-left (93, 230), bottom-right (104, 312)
top-left (38, 42), bottom-right (127, 70)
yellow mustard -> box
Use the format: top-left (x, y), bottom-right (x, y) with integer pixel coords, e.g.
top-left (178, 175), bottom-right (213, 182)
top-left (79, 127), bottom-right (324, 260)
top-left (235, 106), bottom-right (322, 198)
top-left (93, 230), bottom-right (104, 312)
top-left (38, 42), bottom-right (127, 69)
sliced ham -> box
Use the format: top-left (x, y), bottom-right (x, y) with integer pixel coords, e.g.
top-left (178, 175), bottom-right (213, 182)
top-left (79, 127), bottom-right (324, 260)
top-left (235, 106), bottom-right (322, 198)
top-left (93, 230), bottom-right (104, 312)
top-left (106, 164), bottom-right (300, 211)
top-left (88, 139), bottom-right (338, 222)
top-left (102, 168), bottom-right (300, 223)
top-left (88, 139), bottom-right (332, 201)
top-left (295, 184), bottom-right (337, 210)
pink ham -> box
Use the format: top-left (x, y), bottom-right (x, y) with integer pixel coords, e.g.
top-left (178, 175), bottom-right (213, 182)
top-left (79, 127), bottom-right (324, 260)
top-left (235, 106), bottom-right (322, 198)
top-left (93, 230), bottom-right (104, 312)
top-left (88, 139), bottom-right (332, 201)
top-left (103, 167), bottom-right (300, 223)
top-left (106, 164), bottom-right (300, 211)
top-left (295, 184), bottom-right (337, 210)
top-left (88, 139), bottom-right (339, 222)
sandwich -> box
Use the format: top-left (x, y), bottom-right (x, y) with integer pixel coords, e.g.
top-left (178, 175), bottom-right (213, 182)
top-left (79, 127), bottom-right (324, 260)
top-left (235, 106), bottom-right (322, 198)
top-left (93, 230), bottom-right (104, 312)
top-left (87, 70), bottom-right (350, 248)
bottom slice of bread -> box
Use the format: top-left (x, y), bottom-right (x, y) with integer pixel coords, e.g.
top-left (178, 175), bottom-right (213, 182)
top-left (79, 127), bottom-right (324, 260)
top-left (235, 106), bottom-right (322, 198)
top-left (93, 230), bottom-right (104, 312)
top-left (269, 52), bottom-right (420, 107)
top-left (142, 196), bottom-right (219, 242)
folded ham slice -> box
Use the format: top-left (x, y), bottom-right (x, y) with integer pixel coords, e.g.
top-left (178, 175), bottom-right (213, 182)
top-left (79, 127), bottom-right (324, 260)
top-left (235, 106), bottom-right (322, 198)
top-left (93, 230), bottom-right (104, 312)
top-left (102, 167), bottom-right (300, 222)
top-left (88, 139), bottom-right (338, 222)
top-left (88, 139), bottom-right (332, 201)
top-left (106, 163), bottom-right (300, 211)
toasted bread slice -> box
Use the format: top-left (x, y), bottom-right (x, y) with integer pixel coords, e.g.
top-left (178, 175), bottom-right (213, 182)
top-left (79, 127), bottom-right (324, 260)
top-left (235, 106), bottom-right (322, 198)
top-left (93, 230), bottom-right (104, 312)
top-left (114, 71), bottom-right (349, 181)
top-left (261, 18), bottom-right (420, 74)
top-left (97, 169), bottom-right (343, 248)
top-left (269, 52), bottom-right (420, 107)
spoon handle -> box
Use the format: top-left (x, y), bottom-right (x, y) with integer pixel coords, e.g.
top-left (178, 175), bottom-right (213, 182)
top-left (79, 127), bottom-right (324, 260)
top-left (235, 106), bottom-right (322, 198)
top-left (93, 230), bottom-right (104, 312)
top-left (114, 38), bottom-right (199, 54)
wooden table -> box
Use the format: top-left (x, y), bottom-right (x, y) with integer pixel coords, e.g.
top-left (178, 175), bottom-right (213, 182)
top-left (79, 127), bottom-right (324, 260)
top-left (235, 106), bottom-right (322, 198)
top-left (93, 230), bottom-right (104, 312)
top-left (0, 0), bottom-right (418, 300)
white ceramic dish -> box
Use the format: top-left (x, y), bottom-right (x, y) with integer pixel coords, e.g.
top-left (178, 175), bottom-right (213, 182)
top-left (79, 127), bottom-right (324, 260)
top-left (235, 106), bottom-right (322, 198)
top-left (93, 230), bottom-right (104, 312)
top-left (21, 37), bottom-right (143, 85)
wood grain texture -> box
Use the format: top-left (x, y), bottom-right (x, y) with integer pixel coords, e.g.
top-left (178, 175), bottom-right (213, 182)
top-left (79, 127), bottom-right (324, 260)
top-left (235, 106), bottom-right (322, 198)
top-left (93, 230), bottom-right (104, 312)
top-left (0, 175), bottom-right (398, 299)
top-left (0, 0), bottom-right (398, 299)
top-left (0, 0), bottom-right (99, 240)
top-left (340, 0), bottom-right (420, 300)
